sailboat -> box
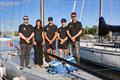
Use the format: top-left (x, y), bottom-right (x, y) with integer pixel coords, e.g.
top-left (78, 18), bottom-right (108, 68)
top-left (0, 0), bottom-right (101, 80)
top-left (0, 0), bottom-right (119, 80)
top-left (0, 20), bottom-right (11, 42)
top-left (80, 0), bottom-right (120, 70)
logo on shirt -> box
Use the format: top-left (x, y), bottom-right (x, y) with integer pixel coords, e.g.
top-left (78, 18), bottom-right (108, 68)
top-left (59, 29), bottom-right (61, 32)
top-left (23, 27), bottom-right (26, 30)
top-left (47, 27), bottom-right (49, 31)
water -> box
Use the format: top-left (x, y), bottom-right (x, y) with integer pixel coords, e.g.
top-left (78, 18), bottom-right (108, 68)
top-left (0, 40), bottom-right (19, 52)
top-left (81, 59), bottom-right (120, 80)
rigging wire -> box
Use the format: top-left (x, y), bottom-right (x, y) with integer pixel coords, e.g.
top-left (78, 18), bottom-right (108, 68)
top-left (72, 0), bottom-right (76, 12)
top-left (110, 0), bottom-right (112, 24)
top-left (18, 0), bottom-right (23, 25)
top-left (10, 0), bottom-right (16, 33)
top-left (80, 0), bottom-right (85, 21)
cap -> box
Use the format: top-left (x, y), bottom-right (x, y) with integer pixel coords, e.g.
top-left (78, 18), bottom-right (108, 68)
top-left (61, 18), bottom-right (67, 22)
top-left (48, 17), bottom-right (53, 21)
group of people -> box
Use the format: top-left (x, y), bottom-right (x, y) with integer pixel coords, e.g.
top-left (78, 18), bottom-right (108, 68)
top-left (18, 12), bottom-right (82, 70)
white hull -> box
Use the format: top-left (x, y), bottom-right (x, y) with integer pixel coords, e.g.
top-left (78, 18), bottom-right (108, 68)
top-left (0, 37), bottom-right (11, 41)
top-left (80, 42), bottom-right (120, 70)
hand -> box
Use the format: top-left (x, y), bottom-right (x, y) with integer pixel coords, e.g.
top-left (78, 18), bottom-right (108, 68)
top-left (60, 39), bottom-right (64, 44)
top-left (25, 38), bottom-right (30, 43)
top-left (71, 37), bottom-right (75, 42)
top-left (33, 41), bottom-right (37, 45)
top-left (42, 41), bottom-right (44, 46)
top-left (49, 41), bottom-right (52, 45)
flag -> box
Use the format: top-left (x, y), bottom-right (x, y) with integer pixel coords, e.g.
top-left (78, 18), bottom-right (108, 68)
top-left (9, 40), bottom-right (13, 48)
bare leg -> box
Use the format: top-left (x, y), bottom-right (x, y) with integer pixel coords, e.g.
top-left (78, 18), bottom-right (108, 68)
top-left (47, 48), bottom-right (51, 59)
top-left (59, 49), bottom-right (63, 58)
top-left (52, 49), bottom-right (56, 60)
top-left (64, 49), bottom-right (68, 57)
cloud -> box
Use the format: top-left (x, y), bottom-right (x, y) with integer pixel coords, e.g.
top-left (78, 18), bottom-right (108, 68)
top-left (0, 1), bottom-right (20, 7)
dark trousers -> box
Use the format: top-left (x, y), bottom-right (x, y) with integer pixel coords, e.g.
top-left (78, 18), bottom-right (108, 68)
top-left (20, 44), bottom-right (32, 66)
top-left (33, 45), bottom-right (43, 65)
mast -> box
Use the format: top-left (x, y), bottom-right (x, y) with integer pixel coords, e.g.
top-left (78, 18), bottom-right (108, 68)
top-left (99, 0), bottom-right (103, 42)
top-left (40, 0), bottom-right (45, 26)
top-left (1, 20), bottom-right (4, 37)
top-left (100, 0), bottom-right (103, 17)
top-left (110, 0), bottom-right (112, 24)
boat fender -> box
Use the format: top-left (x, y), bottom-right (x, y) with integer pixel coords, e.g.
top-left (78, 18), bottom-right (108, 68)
top-left (0, 67), bottom-right (6, 78)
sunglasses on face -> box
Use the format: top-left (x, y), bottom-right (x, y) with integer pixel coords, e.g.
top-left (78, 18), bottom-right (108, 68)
top-left (48, 20), bottom-right (53, 21)
top-left (24, 18), bottom-right (28, 20)
top-left (71, 16), bottom-right (76, 18)
top-left (61, 21), bottom-right (66, 23)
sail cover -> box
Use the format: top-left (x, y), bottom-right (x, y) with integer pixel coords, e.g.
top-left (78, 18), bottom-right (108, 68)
top-left (98, 17), bottom-right (120, 36)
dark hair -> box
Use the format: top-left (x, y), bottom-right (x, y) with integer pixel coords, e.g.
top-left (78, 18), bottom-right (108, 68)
top-left (61, 18), bottom-right (67, 22)
top-left (36, 19), bottom-right (42, 27)
top-left (71, 12), bottom-right (77, 16)
top-left (23, 15), bottom-right (29, 19)
top-left (48, 17), bottom-right (53, 21)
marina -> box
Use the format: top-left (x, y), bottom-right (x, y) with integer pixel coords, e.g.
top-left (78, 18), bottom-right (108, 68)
top-left (0, 39), bottom-right (120, 80)
top-left (0, 0), bottom-right (120, 80)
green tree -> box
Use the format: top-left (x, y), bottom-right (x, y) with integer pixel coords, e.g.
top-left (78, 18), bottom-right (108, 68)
top-left (84, 25), bottom-right (98, 35)
top-left (85, 25), bottom-right (91, 34)
top-left (81, 28), bottom-right (85, 37)
top-left (92, 25), bottom-right (98, 35)
top-left (0, 31), bottom-right (2, 36)
top-left (14, 31), bottom-right (19, 36)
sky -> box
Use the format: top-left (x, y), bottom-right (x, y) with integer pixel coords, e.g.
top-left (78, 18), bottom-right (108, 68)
top-left (0, 0), bottom-right (120, 32)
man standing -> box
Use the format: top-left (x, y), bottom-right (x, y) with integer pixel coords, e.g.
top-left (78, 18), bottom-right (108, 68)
top-left (67, 12), bottom-right (82, 65)
top-left (18, 16), bottom-right (34, 70)
top-left (44, 17), bottom-right (57, 62)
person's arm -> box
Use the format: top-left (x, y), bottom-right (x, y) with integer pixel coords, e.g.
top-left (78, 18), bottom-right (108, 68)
top-left (73, 29), bottom-right (82, 39)
top-left (60, 37), bottom-right (68, 45)
top-left (57, 32), bottom-right (64, 42)
top-left (57, 33), bottom-right (62, 41)
top-left (25, 32), bottom-right (34, 43)
top-left (18, 25), bottom-right (26, 40)
top-left (67, 30), bottom-right (72, 39)
top-left (63, 37), bottom-right (68, 42)
top-left (51, 32), bottom-right (57, 42)
top-left (51, 26), bottom-right (58, 42)
top-left (44, 32), bottom-right (51, 43)
top-left (33, 37), bottom-right (37, 45)
top-left (19, 33), bottom-right (26, 40)
top-left (28, 32), bottom-right (34, 40)
top-left (42, 31), bottom-right (45, 45)
top-left (73, 22), bottom-right (83, 40)
top-left (67, 30), bottom-right (76, 42)
top-left (19, 33), bottom-right (30, 43)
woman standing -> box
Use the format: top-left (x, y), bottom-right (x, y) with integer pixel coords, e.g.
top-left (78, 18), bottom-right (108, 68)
top-left (33, 19), bottom-right (44, 68)
top-left (58, 18), bottom-right (68, 58)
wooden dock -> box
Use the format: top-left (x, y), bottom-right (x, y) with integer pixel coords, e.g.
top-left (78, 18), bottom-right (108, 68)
top-left (1, 51), bottom-right (102, 80)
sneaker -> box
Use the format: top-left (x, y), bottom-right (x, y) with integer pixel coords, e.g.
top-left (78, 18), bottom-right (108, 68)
top-left (40, 65), bottom-right (44, 68)
top-left (26, 65), bottom-right (32, 69)
top-left (46, 59), bottom-right (51, 63)
top-left (20, 66), bottom-right (24, 70)
top-left (44, 62), bottom-right (49, 68)
top-left (34, 65), bottom-right (39, 68)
